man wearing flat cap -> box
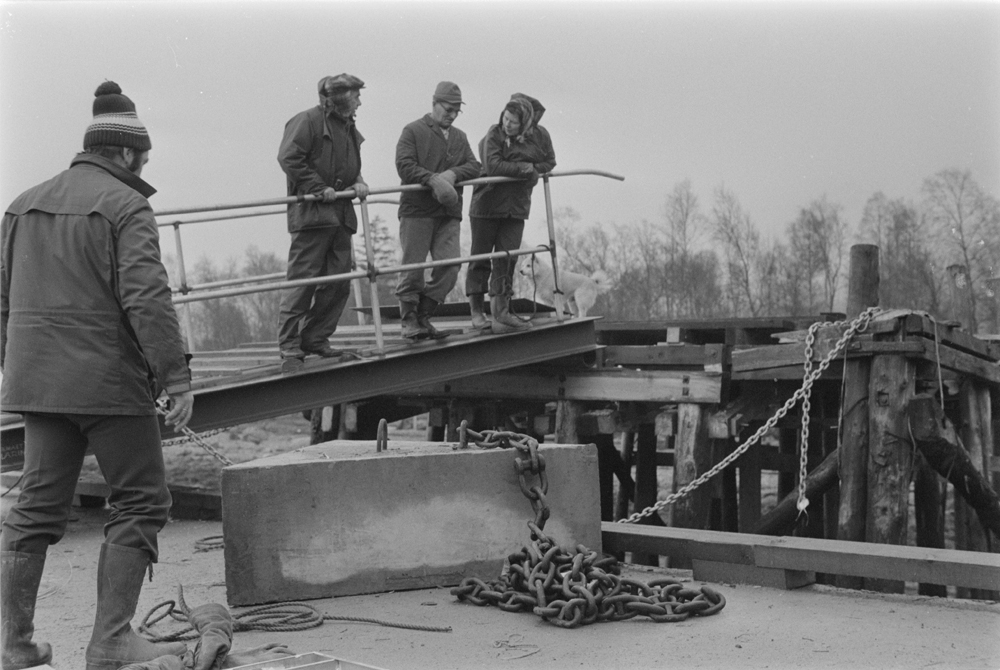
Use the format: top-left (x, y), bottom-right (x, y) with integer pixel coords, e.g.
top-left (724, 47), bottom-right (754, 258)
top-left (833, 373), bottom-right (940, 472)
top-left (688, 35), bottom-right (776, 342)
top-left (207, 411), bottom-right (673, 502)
top-left (277, 73), bottom-right (369, 372)
top-left (394, 81), bottom-right (481, 339)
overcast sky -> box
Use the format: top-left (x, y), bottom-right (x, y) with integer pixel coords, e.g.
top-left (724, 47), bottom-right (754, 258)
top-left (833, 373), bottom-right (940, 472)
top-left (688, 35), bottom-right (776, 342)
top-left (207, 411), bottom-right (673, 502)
top-left (1, 0), bottom-right (998, 267)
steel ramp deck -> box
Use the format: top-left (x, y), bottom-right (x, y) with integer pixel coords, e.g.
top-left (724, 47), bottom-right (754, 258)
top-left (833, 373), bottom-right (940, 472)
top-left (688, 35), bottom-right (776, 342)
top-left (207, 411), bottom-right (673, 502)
top-left (0, 317), bottom-right (598, 471)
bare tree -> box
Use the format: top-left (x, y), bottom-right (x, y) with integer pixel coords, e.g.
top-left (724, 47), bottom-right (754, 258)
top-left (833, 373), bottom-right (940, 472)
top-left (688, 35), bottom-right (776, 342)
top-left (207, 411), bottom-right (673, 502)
top-left (712, 186), bottom-right (762, 316)
top-left (857, 192), bottom-right (941, 314)
top-left (922, 169), bottom-right (1000, 332)
top-left (787, 197), bottom-right (847, 313)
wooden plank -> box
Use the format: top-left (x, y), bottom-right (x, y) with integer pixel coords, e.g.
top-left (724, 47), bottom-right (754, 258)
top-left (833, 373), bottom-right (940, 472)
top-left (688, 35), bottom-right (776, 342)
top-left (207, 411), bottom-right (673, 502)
top-left (904, 313), bottom-right (992, 359)
top-left (915, 337), bottom-right (1000, 385)
top-left (403, 369), bottom-right (721, 403)
top-left (601, 344), bottom-right (706, 368)
top-left (731, 339), bottom-right (923, 374)
top-left (601, 524), bottom-right (1000, 590)
top-left (692, 559), bottom-right (815, 590)
top-left (602, 524), bottom-right (757, 566)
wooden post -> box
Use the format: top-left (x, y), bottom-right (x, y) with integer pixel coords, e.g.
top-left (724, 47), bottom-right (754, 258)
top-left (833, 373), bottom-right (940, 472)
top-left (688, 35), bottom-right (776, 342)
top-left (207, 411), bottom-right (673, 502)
top-left (614, 431), bottom-right (636, 521)
top-left (957, 380), bottom-right (998, 600)
top-left (672, 404), bottom-right (712, 531)
top-left (837, 243), bottom-right (879, 589)
top-left (738, 422), bottom-right (763, 533)
top-left (913, 457), bottom-right (947, 597)
top-left (554, 400), bottom-right (581, 444)
top-left (864, 354), bottom-right (915, 593)
top-left (633, 423), bottom-right (660, 566)
top-left (777, 428), bottom-right (796, 500)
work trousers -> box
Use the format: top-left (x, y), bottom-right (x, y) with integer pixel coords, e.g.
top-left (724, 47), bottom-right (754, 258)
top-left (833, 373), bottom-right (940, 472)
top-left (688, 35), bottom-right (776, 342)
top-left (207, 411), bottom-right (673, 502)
top-left (395, 216), bottom-right (460, 304)
top-left (0, 412), bottom-right (171, 561)
top-left (465, 217), bottom-right (525, 297)
top-left (278, 224), bottom-right (354, 356)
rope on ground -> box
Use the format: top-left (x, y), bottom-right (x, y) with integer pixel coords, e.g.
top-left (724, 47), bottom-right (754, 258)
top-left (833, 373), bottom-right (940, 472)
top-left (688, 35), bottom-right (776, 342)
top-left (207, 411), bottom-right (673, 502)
top-left (139, 599), bottom-right (452, 643)
top-left (194, 535), bottom-right (225, 552)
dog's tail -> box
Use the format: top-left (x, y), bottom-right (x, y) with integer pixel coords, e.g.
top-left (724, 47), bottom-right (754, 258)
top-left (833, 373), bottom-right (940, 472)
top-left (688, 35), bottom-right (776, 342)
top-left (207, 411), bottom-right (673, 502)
top-left (591, 270), bottom-right (612, 293)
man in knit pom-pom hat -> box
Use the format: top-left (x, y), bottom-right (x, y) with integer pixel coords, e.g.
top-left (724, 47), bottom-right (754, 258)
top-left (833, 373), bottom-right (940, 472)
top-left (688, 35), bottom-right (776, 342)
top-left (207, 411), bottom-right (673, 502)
top-left (1, 81), bottom-right (193, 670)
top-left (276, 73), bottom-right (369, 372)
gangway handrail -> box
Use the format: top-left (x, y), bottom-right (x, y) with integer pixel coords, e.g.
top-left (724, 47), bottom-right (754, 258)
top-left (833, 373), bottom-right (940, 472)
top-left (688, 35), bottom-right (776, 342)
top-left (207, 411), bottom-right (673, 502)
top-left (161, 169), bottom-right (624, 355)
top-left (153, 170), bottom-right (623, 218)
top-left (155, 200), bottom-right (400, 228)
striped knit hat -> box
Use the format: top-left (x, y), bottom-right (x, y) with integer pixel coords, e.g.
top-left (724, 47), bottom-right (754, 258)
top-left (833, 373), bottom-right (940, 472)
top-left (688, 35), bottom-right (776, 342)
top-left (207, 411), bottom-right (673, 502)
top-left (83, 81), bottom-right (151, 151)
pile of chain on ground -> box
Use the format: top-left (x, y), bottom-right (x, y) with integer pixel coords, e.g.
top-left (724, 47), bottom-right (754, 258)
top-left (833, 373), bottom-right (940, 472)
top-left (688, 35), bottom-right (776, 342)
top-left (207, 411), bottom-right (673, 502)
top-left (451, 522), bottom-right (725, 628)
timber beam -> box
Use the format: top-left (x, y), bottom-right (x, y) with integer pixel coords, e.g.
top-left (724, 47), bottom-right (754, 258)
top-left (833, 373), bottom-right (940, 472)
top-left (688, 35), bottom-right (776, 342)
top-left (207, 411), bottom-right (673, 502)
top-left (402, 369), bottom-right (721, 403)
top-left (602, 524), bottom-right (1000, 591)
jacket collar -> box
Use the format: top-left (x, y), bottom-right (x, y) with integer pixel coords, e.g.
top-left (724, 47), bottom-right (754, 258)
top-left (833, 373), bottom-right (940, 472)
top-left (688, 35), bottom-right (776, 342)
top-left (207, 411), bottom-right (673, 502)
top-left (70, 153), bottom-right (157, 199)
top-left (421, 113), bottom-right (449, 140)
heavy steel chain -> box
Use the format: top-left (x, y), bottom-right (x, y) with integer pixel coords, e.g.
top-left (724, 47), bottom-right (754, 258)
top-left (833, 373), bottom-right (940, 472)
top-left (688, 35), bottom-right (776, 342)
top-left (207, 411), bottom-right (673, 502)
top-left (619, 306), bottom-right (881, 525)
top-left (458, 425), bottom-right (550, 533)
top-left (155, 401), bottom-right (234, 467)
top-left (451, 425), bottom-right (726, 627)
top-left (452, 522), bottom-right (725, 627)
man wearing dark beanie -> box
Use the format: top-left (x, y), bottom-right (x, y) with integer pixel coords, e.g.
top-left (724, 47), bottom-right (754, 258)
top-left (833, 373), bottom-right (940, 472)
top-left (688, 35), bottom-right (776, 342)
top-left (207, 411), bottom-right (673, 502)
top-left (276, 73), bottom-right (369, 372)
top-left (1, 81), bottom-right (193, 670)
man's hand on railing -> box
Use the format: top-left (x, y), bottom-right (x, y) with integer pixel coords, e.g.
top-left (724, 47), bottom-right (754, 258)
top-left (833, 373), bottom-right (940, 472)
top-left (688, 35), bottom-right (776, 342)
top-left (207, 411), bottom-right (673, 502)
top-left (353, 181), bottom-right (370, 200)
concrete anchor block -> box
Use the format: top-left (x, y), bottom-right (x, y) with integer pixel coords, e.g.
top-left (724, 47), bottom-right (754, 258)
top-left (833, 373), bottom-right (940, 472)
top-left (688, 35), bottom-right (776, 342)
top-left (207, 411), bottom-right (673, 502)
top-left (222, 440), bottom-right (601, 606)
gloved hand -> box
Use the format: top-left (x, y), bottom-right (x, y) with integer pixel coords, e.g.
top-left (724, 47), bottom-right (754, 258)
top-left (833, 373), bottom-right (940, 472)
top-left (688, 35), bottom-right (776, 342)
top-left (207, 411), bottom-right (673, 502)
top-left (517, 163), bottom-right (539, 187)
top-left (427, 173), bottom-right (459, 206)
top-left (188, 603), bottom-right (233, 670)
top-left (438, 169), bottom-right (457, 185)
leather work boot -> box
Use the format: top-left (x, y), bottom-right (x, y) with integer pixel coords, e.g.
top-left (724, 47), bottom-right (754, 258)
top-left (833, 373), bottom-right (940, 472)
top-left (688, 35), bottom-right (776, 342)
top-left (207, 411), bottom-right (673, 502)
top-left (490, 294), bottom-right (531, 334)
top-left (417, 295), bottom-right (448, 340)
top-left (85, 544), bottom-right (189, 670)
top-left (400, 300), bottom-right (428, 340)
top-left (468, 293), bottom-right (490, 332)
top-left (1, 551), bottom-right (53, 670)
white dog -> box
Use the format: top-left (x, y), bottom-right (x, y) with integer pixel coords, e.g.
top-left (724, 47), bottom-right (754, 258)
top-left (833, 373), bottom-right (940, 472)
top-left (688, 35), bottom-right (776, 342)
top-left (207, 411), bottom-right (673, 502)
top-left (520, 255), bottom-right (611, 317)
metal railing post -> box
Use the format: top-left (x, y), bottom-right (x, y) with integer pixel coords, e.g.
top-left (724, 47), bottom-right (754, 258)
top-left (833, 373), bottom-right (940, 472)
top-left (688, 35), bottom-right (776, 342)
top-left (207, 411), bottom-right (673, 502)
top-left (358, 198), bottom-right (385, 355)
top-left (350, 246), bottom-right (369, 326)
top-left (542, 175), bottom-right (565, 321)
top-left (171, 221), bottom-right (197, 350)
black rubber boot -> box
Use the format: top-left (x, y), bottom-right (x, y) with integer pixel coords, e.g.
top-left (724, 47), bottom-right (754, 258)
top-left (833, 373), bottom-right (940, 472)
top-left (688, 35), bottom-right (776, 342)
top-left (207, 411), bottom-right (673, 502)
top-left (417, 295), bottom-right (448, 340)
top-left (1, 551), bottom-right (53, 670)
top-left (85, 544), bottom-right (188, 670)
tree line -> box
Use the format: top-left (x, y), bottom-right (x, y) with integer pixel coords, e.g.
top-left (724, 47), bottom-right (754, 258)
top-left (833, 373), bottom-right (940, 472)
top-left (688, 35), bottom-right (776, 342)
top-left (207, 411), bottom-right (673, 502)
top-left (170, 167), bottom-right (999, 351)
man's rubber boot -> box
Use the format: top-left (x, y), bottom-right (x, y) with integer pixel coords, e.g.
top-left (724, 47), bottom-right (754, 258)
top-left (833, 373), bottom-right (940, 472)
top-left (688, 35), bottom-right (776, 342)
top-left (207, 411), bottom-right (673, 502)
top-left (85, 544), bottom-right (188, 670)
top-left (468, 293), bottom-right (490, 332)
top-left (1, 551), bottom-right (53, 670)
top-left (400, 300), bottom-right (429, 340)
top-left (417, 295), bottom-right (448, 340)
top-left (188, 603), bottom-right (233, 670)
top-left (490, 294), bottom-right (531, 334)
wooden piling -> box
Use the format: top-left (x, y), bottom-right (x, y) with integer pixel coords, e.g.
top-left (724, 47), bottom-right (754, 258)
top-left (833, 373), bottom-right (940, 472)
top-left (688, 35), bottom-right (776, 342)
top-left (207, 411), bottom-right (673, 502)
top-left (672, 404), bottom-right (712, 531)
top-left (837, 244), bottom-right (879, 589)
top-left (864, 354), bottom-right (915, 593)
top-left (633, 423), bottom-right (661, 566)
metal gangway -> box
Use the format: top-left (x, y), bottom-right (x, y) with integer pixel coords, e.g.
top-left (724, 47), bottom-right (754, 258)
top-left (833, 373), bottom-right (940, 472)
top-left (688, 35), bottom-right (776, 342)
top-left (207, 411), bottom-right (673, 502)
top-left (159, 170), bottom-right (624, 354)
top-left (1, 171), bottom-right (623, 471)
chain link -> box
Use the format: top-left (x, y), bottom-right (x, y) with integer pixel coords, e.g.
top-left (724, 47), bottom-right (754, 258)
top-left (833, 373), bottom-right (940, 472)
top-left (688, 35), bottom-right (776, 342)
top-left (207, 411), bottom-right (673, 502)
top-left (458, 424), bottom-right (550, 532)
top-left (619, 307), bottom-right (881, 525)
top-left (155, 401), bottom-right (234, 467)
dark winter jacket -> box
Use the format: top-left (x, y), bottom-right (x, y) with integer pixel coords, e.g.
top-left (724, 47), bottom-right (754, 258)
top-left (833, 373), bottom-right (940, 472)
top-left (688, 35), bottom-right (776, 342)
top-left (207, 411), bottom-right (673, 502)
top-left (278, 105), bottom-right (364, 233)
top-left (395, 114), bottom-right (481, 220)
top-left (469, 95), bottom-right (556, 220)
top-left (1, 153), bottom-right (191, 414)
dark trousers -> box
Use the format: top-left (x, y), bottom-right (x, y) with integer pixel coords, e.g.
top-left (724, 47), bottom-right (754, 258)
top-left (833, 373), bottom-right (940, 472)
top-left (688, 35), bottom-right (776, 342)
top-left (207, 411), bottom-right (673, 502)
top-left (1, 413), bottom-right (171, 560)
top-left (465, 217), bottom-right (525, 297)
top-left (278, 225), bottom-right (353, 356)
top-left (395, 217), bottom-right (461, 304)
